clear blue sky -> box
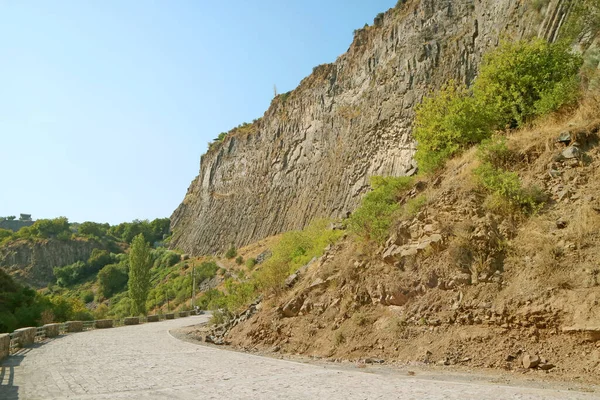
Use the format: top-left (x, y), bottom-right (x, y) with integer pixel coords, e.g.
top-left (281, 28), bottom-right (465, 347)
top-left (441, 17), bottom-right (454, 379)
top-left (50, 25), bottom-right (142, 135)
top-left (0, 0), bottom-right (395, 225)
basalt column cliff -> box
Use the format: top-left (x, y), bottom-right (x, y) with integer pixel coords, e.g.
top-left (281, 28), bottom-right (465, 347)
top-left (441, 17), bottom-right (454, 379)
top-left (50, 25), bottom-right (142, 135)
top-left (170, 0), bottom-right (571, 255)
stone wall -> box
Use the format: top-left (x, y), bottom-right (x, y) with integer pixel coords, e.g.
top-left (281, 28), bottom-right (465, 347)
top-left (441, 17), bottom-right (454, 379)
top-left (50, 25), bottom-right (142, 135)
top-left (170, 0), bottom-right (571, 255)
top-left (0, 333), bottom-right (9, 361)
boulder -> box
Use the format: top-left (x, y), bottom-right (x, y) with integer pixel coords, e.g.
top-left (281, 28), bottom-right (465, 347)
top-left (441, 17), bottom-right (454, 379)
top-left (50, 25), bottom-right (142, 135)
top-left (522, 354), bottom-right (541, 369)
top-left (562, 146), bottom-right (580, 159)
top-left (281, 296), bottom-right (305, 318)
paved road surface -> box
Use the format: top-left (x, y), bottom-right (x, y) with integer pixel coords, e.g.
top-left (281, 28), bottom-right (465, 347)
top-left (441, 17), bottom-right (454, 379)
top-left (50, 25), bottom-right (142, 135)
top-left (0, 315), bottom-right (597, 399)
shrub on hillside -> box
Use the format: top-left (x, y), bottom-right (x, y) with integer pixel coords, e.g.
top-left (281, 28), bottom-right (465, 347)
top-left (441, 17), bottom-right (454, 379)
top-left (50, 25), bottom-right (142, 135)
top-left (97, 263), bottom-right (129, 298)
top-left (245, 257), bottom-right (257, 270)
top-left (235, 256), bottom-right (244, 265)
top-left (413, 83), bottom-right (493, 173)
top-left (255, 219), bottom-right (343, 293)
top-left (349, 176), bottom-right (414, 243)
top-left (473, 39), bottom-right (582, 128)
top-left (474, 163), bottom-right (545, 215)
top-left (225, 246), bottom-right (237, 259)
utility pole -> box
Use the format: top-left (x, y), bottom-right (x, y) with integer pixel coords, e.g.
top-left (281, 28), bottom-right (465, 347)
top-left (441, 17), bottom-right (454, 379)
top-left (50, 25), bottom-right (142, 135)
top-left (165, 288), bottom-right (170, 312)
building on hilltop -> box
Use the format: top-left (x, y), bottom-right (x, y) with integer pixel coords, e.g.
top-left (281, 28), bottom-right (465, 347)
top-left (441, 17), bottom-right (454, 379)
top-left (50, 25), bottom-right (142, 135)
top-left (0, 214), bottom-right (35, 232)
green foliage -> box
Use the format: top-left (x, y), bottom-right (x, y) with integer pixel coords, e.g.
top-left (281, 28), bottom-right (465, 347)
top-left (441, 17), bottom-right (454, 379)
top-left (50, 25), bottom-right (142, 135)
top-left (195, 289), bottom-right (224, 310)
top-left (81, 290), bottom-right (94, 303)
top-left (0, 270), bottom-right (93, 333)
top-left (29, 217), bottom-right (71, 239)
top-left (195, 261), bottom-right (218, 282)
top-left (348, 176), bottom-right (414, 243)
top-left (245, 258), bottom-right (257, 270)
top-left (108, 218), bottom-right (170, 245)
top-left (414, 40), bottom-right (582, 173)
top-left (255, 219), bottom-right (343, 293)
top-left (403, 195), bottom-right (427, 217)
top-left (152, 248), bottom-right (181, 270)
top-left (473, 40), bottom-right (582, 128)
top-left (414, 83), bottom-right (493, 173)
top-left (53, 261), bottom-right (87, 287)
top-left (474, 140), bottom-right (546, 215)
top-left (78, 221), bottom-right (110, 239)
top-left (128, 234), bottom-right (152, 315)
top-left (476, 136), bottom-right (516, 169)
top-left (97, 263), bottom-right (129, 298)
top-left (235, 256), bottom-right (244, 265)
top-left (0, 228), bottom-right (12, 244)
top-left (87, 249), bottom-right (114, 273)
top-left (225, 246), bottom-right (237, 259)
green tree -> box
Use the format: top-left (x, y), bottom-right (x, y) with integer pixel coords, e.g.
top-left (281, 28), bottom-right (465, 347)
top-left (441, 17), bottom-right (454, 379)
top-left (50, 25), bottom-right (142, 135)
top-left (97, 263), bottom-right (129, 298)
top-left (78, 221), bottom-right (110, 238)
top-left (128, 234), bottom-right (152, 315)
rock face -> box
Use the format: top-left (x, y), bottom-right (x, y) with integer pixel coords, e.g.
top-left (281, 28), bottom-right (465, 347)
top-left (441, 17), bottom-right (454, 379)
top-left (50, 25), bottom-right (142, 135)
top-left (170, 0), bottom-right (571, 255)
top-left (0, 238), bottom-right (103, 288)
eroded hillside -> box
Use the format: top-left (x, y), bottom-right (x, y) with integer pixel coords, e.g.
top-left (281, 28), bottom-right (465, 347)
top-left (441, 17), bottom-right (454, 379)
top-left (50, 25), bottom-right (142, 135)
top-left (186, 102), bottom-right (600, 383)
top-left (170, 0), bottom-right (572, 255)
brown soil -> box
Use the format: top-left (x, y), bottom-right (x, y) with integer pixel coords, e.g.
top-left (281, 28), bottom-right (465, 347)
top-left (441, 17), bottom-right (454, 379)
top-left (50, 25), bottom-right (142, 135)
top-left (196, 102), bottom-right (600, 387)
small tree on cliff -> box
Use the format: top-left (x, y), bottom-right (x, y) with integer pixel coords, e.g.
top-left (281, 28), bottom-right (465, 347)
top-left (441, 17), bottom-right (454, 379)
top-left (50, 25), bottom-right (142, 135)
top-left (128, 234), bottom-right (152, 315)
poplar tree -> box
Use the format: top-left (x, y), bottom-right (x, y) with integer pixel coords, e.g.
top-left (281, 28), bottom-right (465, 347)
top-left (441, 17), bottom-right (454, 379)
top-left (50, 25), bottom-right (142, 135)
top-left (128, 233), bottom-right (152, 315)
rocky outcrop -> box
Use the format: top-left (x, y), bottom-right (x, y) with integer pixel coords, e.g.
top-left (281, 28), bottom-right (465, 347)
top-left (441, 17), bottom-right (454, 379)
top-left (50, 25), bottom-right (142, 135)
top-left (0, 238), bottom-right (103, 288)
top-left (171, 0), bottom-right (570, 255)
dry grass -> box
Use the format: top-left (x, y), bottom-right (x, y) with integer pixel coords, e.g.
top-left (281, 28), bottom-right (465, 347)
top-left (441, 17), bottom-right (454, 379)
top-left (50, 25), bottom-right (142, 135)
top-left (565, 203), bottom-right (600, 246)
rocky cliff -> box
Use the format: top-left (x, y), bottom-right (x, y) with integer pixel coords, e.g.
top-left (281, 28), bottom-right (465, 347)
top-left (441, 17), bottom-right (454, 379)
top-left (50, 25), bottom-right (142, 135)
top-left (171, 0), bottom-right (573, 255)
top-left (0, 238), bottom-right (103, 288)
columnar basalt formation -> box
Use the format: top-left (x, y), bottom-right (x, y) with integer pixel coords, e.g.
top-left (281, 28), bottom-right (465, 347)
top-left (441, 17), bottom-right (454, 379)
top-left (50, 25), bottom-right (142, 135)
top-left (170, 0), bottom-right (569, 255)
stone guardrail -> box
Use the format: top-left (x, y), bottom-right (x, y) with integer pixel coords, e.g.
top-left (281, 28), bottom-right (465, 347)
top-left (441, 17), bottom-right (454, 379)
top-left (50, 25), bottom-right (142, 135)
top-left (1, 310), bottom-right (197, 362)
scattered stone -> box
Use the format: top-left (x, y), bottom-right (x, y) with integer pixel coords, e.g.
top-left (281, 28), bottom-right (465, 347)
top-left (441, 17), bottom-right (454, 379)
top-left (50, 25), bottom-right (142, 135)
top-left (364, 358), bottom-right (384, 364)
top-left (556, 220), bottom-right (567, 229)
top-left (562, 146), bottom-right (580, 159)
top-left (522, 354), bottom-right (540, 369)
top-left (557, 131), bottom-right (572, 144)
top-left (538, 363), bottom-right (556, 371)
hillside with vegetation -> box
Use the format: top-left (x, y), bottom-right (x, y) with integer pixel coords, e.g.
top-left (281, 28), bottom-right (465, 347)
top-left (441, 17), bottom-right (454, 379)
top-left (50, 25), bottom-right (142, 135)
top-left (166, 0), bottom-right (600, 385)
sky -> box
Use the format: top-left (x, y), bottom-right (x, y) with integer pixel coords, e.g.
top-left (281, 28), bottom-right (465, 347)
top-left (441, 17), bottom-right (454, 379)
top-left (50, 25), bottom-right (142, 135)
top-left (0, 0), bottom-right (395, 225)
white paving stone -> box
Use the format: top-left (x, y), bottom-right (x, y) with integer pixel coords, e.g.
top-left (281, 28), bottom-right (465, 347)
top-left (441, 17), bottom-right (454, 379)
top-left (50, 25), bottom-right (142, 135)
top-left (0, 316), bottom-right (597, 399)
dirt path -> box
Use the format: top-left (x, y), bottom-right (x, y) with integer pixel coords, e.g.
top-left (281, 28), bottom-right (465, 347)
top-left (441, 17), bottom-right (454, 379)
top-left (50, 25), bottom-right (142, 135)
top-left (0, 315), bottom-right (597, 399)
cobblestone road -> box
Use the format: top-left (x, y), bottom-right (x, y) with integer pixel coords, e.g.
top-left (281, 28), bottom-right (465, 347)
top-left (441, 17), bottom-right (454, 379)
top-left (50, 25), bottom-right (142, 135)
top-left (0, 315), bottom-right (598, 399)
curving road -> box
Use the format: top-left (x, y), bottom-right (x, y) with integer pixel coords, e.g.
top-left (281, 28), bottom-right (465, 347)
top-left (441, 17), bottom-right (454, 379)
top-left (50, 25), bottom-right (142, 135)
top-left (0, 315), bottom-right (597, 399)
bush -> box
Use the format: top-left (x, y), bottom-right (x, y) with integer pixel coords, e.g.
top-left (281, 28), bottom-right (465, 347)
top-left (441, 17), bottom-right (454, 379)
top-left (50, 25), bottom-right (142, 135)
top-left (81, 290), bottom-right (94, 303)
top-left (473, 40), bottom-right (582, 128)
top-left (476, 136), bottom-right (516, 169)
top-left (414, 83), bottom-right (493, 173)
top-left (474, 162), bottom-right (545, 215)
top-left (235, 256), bottom-right (244, 265)
top-left (403, 195), bottom-right (427, 217)
top-left (97, 263), bottom-right (129, 298)
top-left (255, 219), bottom-right (343, 293)
top-left (87, 249), bottom-right (114, 273)
top-left (245, 258), bottom-right (257, 270)
top-left (225, 246), bottom-right (237, 259)
top-left (348, 176), bottom-right (413, 243)
top-left (195, 261), bottom-right (219, 282)
top-left (53, 261), bottom-right (87, 287)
